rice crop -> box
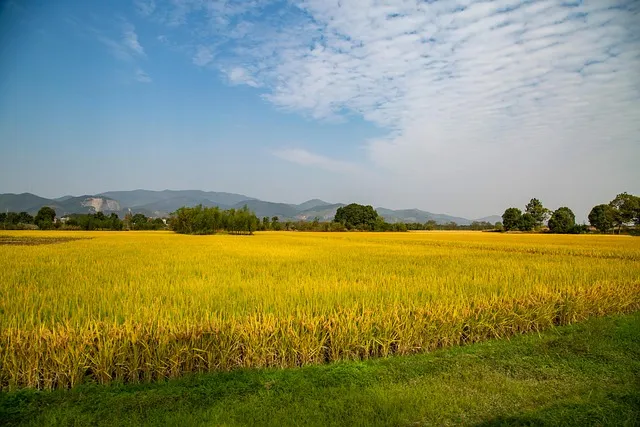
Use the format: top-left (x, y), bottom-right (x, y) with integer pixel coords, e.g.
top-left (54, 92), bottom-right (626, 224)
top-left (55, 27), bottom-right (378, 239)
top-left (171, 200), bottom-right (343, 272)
top-left (1, 230), bottom-right (639, 390)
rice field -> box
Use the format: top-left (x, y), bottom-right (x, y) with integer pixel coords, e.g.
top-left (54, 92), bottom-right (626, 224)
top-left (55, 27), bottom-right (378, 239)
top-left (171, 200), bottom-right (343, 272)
top-left (1, 230), bottom-right (639, 390)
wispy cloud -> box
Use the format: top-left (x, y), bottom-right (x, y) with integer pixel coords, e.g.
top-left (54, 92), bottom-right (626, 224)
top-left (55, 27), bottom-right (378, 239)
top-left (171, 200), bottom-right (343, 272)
top-left (95, 19), bottom-right (150, 83)
top-left (122, 22), bottom-right (145, 56)
top-left (135, 67), bottom-right (152, 83)
top-left (274, 148), bottom-right (361, 174)
top-left (192, 45), bottom-right (214, 66)
top-left (134, 0), bottom-right (156, 17)
top-left (140, 0), bottom-right (640, 215)
top-left (224, 67), bottom-right (260, 87)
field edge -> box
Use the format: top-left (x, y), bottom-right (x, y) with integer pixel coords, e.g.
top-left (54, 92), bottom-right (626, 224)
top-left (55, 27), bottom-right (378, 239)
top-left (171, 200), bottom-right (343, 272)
top-left (2, 311), bottom-right (639, 426)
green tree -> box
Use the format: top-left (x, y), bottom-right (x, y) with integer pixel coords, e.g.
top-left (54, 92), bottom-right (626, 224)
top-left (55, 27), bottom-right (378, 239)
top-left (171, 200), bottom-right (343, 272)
top-left (17, 212), bottom-right (34, 224)
top-left (609, 192), bottom-right (640, 233)
top-left (501, 208), bottom-right (522, 231)
top-left (271, 216), bottom-right (282, 231)
top-left (170, 205), bottom-right (259, 235)
top-left (35, 206), bottom-right (56, 229)
top-left (131, 213), bottom-right (148, 230)
top-left (525, 198), bottom-right (550, 228)
top-left (424, 220), bottom-right (437, 230)
top-left (548, 207), bottom-right (576, 234)
top-left (334, 204), bottom-right (379, 230)
top-left (109, 213), bottom-right (123, 231)
top-left (588, 204), bottom-right (615, 233)
top-left (519, 213), bottom-right (536, 231)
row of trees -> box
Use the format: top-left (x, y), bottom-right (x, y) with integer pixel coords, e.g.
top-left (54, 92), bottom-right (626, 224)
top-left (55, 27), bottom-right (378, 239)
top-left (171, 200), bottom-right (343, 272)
top-left (588, 193), bottom-right (640, 234)
top-left (406, 220), bottom-right (496, 231)
top-left (64, 212), bottom-right (165, 231)
top-left (170, 205), bottom-right (260, 235)
top-left (0, 207), bottom-right (57, 230)
top-left (502, 199), bottom-right (587, 234)
top-left (502, 193), bottom-right (639, 234)
top-left (1, 207), bottom-right (166, 231)
top-left (332, 204), bottom-right (499, 231)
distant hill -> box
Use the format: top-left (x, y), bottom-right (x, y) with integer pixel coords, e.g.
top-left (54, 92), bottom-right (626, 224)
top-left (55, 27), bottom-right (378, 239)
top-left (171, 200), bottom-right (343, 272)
top-left (99, 190), bottom-right (253, 210)
top-left (0, 193), bottom-right (53, 213)
top-left (135, 197), bottom-right (232, 217)
top-left (232, 200), bottom-right (299, 219)
top-left (0, 193), bottom-right (120, 216)
top-left (376, 208), bottom-right (472, 225)
top-left (0, 190), bottom-right (499, 224)
top-left (296, 199), bottom-right (331, 211)
top-left (296, 203), bottom-right (346, 221)
top-left (474, 215), bottom-right (502, 224)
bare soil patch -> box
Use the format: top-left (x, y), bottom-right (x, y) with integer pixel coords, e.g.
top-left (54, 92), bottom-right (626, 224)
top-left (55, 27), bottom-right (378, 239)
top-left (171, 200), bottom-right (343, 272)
top-left (0, 235), bottom-right (86, 246)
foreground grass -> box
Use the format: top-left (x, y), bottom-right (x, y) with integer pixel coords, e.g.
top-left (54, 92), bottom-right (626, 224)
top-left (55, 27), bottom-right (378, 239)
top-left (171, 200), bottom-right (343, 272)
top-left (2, 313), bottom-right (639, 426)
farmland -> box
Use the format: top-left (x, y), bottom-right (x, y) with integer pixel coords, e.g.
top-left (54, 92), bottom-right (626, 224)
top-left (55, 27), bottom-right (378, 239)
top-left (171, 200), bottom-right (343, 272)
top-left (1, 231), bottom-right (639, 390)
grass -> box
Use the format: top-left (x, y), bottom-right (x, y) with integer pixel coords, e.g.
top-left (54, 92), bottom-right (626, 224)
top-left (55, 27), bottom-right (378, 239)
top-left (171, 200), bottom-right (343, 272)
top-left (1, 312), bottom-right (639, 426)
top-left (1, 231), bottom-right (639, 389)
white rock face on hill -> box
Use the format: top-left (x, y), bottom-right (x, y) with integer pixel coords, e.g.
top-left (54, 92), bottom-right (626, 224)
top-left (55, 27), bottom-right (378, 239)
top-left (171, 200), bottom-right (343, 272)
top-left (81, 197), bottom-right (121, 212)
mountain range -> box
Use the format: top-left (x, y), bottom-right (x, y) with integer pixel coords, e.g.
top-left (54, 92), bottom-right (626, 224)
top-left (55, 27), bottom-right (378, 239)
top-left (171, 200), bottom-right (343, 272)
top-left (0, 190), bottom-right (501, 225)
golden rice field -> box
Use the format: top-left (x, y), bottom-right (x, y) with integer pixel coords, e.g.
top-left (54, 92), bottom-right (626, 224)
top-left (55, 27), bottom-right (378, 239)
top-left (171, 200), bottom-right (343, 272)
top-left (1, 230), bottom-right (639, 390)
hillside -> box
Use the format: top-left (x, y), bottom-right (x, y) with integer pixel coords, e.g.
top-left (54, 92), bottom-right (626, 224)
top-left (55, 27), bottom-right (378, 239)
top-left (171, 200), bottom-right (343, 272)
top-left (0, 190), bottom-right (498, 224)
top-left (99, 190), bottom-right (253, 211)
top-left (376, 208), bottom-right (473, 225)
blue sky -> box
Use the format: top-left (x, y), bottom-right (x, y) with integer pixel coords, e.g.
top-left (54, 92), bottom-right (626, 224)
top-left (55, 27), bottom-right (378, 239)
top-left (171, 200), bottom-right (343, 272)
top-left (1, 0), bottom-right (639, 219)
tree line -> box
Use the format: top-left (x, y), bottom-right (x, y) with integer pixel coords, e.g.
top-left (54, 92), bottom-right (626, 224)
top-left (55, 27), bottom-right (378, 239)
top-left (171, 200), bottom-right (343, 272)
top-left (0, 207), bottom-right (166, 231)
top-left (501, 193), bottom-right (639, 234)
top-left (4, 193), bottom-right (637, 235)
top-left (170, 205), bottom-right (260, 235)
top-left (0, 207), bottom-right (57, 230)
top-left (65, 212), bottom-right (166, 231)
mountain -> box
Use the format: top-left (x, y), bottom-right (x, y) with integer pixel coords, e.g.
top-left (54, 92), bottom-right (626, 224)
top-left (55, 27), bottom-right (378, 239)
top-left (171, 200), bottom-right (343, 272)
top-left (135, 197), bottom-right (231, 216)
top-left (99, 190), bottom-right (254, 211)
top-left (232, 200), bottom-right (299, 219)
top-left (474, 215), bottom-right (502, 224)
top-left (296, 199), bottom-right (331, 211)
top-left (55, 196), bottom-right (121, 215)
top-left (0, 193), bottom-right (120, 216)
top-left (296, 203), bottom-right (346, 221)
top-left (0, 193), bottom-right (53, 213)
top-left (376, 208), bottom-right (472, 225)
top-left (53, 195), bottom-right (74, 202)
top-left (0, 190), bottom-right (499, 224)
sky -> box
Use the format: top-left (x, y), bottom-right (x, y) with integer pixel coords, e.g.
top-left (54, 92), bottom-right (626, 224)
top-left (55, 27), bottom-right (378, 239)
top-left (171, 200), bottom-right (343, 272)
top-left (0, 0), bottom-right (639, 220)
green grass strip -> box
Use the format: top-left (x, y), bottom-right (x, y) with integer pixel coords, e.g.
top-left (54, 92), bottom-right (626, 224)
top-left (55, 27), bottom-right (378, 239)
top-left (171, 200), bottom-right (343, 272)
top-left (2, 312), bottom-right (639, 426)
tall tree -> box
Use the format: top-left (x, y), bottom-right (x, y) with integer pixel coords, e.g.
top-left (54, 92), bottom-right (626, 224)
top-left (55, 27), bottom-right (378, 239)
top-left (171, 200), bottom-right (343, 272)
top-left (334, 204), bottom-right (379, 230)
top-left (525, 198), bottom-right (550, 228)
top-left (17, 212), bottom-right (34, 224)
top-left (501, 208), bottom-right (522, 231)
top-left (588, 204), bottom-right (615, 233)
top-left (548, 207), bottom-right (576, 234)
top-left (35, 206), bottom-right (56, 229)
top-left (609, 192), bottom-right (640, 233)
top-left (519, 213), bottom-right (536, 231)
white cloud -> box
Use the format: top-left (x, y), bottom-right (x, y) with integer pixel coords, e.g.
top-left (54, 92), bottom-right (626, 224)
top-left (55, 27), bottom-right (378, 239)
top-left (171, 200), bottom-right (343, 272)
top-left (95, 20), bottom-right (150, 84)
top-left (135, 0), bottom-right (156, 17)
top-left (135, 67), bottom-right (152, 83)
top-left (122, 22), bottom-right (145, 56)
top-left (274, 148), bottom-right (361, 174)
top-left (192, 45), bottom-right (214, 66)
top-left (225, 67), bottom-right (260, 87)
top-left (142, 0), bottom-right (640, 217)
